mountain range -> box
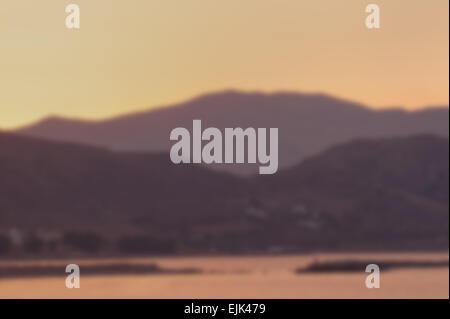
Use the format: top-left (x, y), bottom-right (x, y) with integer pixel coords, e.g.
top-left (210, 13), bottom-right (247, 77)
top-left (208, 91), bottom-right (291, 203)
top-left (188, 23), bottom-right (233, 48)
top-left (0, 132), bottom-right (448, 255)
top-left (15, 90), bottom-right (449, 175)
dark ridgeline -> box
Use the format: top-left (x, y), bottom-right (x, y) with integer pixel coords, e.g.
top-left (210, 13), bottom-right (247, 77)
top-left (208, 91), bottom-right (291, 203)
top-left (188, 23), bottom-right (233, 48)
top-left (0, 131), bottom-right (448, 256)
top-left (15, 91), bottom-right (449, 175)
top-left (253, 135), bottom-right (449, 251)
top-left (297, 259), bottom-right (450, 273)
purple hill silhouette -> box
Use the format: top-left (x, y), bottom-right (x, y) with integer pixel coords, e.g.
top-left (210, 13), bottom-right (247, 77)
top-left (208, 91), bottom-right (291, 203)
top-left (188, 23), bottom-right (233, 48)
top-left (15, 90), bottom-right (449, 174)
top-left (0, 132), bottom-right (448, 255)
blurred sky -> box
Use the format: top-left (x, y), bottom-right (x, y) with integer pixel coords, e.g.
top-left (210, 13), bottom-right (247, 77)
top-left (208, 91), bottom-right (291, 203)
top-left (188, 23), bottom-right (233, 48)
top-left (0, 0), bottom-right (448, 129)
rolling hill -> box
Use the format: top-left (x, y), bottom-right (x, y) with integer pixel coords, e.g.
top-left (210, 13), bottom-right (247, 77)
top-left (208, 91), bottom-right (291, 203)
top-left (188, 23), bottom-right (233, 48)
top-left (0, 133), bottom-right (246, 235)
top-left (15, 90), bottom-right (449, 175)
top-left (0, 132), bottom-right (448, 255)
top-left (252, 135), bottom-right (449, 250)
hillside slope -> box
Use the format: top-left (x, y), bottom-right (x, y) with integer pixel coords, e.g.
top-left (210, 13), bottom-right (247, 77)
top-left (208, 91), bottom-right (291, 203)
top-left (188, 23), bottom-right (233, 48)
top-left (0, 132), bottom-right (448, 254)
top-left (16, 91), bottom-right (449, 175)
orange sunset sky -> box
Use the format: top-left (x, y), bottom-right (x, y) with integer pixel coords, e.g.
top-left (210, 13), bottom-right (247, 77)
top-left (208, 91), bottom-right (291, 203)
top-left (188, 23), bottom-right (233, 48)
top-left (0, 0), bottom-right (448, 129)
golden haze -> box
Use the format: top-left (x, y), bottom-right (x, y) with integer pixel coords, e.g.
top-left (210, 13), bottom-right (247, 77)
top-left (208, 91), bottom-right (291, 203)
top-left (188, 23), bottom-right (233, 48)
top-left (0, 0), bottom-right (448, 129)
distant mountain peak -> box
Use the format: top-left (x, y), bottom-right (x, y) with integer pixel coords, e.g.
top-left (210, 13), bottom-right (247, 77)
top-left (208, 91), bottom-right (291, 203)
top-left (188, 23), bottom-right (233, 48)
top-left (12, 90), bottom-right (449, 175)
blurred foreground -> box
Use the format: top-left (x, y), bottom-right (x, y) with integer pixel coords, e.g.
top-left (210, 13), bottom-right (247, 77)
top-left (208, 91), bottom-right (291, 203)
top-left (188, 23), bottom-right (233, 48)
top-left (0, 252), bottom-right (447, 299)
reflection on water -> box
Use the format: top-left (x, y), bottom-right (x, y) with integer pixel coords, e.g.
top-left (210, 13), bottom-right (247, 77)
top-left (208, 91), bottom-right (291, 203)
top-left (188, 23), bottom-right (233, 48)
top-left (0, 252), bottom-right (448, 299)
